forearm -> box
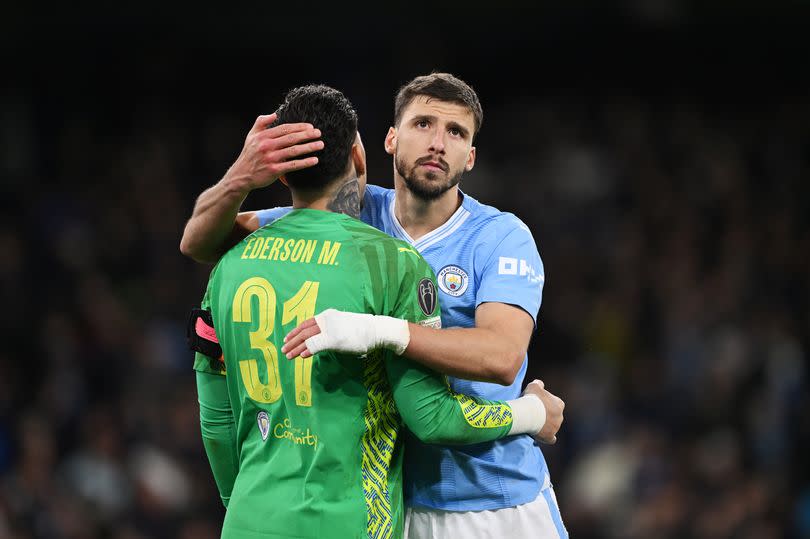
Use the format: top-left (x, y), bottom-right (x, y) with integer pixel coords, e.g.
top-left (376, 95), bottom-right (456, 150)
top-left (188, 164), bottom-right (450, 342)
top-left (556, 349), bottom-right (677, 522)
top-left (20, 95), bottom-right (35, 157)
top-left (196, 371), bottom-right (239, 508)
top-left (405, 324), bottom-right (525, 385)
top-left (389, 358), bottom-right (511, 444)
top-left (387, 357), bottom-right (542, 445)
top-left (180, 172), bottom-right (251, 263)
top-left (283, 310), bottom-right (527, 384)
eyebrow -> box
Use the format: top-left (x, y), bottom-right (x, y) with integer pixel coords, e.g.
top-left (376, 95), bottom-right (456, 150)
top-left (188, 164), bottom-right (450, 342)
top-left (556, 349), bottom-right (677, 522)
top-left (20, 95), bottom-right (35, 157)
top-left (412, 114), bottom-right (470, 139)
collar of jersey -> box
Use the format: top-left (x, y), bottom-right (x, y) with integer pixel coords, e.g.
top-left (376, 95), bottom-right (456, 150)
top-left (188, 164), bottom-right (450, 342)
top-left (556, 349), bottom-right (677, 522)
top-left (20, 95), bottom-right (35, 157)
top-left (387, 190), bottom-right (472, 252)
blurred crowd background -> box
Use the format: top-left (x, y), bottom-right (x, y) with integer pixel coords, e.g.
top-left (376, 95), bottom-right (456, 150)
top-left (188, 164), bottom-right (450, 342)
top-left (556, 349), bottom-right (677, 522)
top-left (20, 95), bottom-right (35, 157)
top-left (2, 3), bottom-right (808, 538)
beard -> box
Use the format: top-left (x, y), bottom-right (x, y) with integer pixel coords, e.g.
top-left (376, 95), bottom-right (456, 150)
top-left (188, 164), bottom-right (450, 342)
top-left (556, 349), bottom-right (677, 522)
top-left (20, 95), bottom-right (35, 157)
top-left (396, 154), bottom-right (464, 201)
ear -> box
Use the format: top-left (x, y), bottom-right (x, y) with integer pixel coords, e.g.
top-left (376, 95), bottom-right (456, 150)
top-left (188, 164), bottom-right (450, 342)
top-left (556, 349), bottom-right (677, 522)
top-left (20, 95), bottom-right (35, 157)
top-left (465, 146), bottom-right (476, 171)
top-left (351, 141), bottom-right (366, 177)
top-left (384, 127), bottom-right (397, 155)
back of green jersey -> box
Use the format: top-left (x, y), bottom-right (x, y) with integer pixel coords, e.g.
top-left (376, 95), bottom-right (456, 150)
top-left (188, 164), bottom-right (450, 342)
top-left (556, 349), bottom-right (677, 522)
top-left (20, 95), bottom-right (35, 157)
top-left (198, 209), bottom-right (437, 539)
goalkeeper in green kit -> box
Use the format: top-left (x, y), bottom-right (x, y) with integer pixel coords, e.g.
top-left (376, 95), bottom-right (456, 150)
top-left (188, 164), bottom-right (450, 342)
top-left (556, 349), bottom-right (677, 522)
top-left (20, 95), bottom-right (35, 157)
top-left (190, 84), bottom-right (554, 539)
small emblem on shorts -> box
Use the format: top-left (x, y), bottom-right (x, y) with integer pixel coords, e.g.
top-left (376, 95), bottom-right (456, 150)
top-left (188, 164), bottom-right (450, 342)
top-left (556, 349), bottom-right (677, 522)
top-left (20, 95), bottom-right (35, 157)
top-left (417, 278), bottom-right (437, 316)
top-left (257, 411), bottom-right (271, 441)
top-left (437, 265), bottom-right (469, 297)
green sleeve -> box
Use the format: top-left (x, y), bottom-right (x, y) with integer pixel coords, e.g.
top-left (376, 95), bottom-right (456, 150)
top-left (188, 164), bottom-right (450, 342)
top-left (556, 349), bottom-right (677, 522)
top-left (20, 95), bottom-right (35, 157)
top-left (193, 264), bottom-right (235, 507)
top-left (386, 358), bottom-right (513, 444)
top-left (192, 268), bottom-right (226, 376)
top-left (384, 252), bottom-right (514, 445)
top-left (196, 370), bottom-right (238, 508)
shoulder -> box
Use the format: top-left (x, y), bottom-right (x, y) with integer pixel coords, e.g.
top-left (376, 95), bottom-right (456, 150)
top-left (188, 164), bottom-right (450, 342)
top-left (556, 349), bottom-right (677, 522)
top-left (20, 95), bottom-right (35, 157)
top-left (337, 214), bottom-right (394, 243)
top-left (365, 183), bottom-right (394, 200)
top-left (340, 217), bottom-right (426, 266)
top-left (361, 183), bottom-right (394, 226)
top-left (363, 183), bottom-right (394, 210)
top-left (462, 192), bottom-right (537, 244)
top-left (254, 206), bottom-right (293, 227)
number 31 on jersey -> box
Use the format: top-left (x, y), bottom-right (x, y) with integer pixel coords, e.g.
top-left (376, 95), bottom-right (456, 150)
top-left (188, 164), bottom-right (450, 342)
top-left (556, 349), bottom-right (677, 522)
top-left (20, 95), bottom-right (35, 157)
top-left (232, 277), bottom-right (319, 407)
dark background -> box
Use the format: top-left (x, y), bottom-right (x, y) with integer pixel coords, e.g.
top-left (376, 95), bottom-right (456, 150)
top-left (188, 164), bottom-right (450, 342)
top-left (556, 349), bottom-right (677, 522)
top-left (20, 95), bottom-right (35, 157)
top-left (1, 2), bottom-right (808, 538)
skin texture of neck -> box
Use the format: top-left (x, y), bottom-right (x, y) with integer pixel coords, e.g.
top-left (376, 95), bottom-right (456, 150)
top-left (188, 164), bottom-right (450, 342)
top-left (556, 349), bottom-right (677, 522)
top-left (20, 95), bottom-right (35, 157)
top-left (393, 175), bottom-right (462, 241)
top-left (291, 176), bottom-right (361, 219)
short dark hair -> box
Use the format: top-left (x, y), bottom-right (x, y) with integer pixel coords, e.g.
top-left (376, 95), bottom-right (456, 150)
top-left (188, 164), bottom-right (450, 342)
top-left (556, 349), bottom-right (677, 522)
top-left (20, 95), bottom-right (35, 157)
top-left (272, 84), bottom-right (358, 191)
top-left (393, 73), bottom-right (483, 137)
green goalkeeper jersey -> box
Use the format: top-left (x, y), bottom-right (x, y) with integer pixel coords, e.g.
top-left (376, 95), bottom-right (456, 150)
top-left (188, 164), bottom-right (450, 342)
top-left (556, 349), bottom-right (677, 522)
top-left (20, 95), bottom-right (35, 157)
top-left (193, 209), bottom-right (515, 539)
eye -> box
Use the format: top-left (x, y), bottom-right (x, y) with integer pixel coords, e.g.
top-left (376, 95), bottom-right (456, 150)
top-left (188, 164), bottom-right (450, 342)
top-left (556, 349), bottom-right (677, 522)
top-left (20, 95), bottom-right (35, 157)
top-left (416, 119), bottom-right (429, 129)
top-left (449, 127), bottom-right (462, 137)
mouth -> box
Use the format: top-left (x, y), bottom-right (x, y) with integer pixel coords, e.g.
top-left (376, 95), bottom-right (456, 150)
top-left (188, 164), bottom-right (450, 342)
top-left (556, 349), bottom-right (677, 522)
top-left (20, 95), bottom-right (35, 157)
top-left (417, 158), bottom-right (448, 172)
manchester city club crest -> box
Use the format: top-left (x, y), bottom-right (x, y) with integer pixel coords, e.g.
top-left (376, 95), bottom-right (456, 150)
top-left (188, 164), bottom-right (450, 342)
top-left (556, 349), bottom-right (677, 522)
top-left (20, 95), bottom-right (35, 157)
top-left (437, 265), bottom-right (469, 297)
top-left (257, 411), bottom-right (271, 441)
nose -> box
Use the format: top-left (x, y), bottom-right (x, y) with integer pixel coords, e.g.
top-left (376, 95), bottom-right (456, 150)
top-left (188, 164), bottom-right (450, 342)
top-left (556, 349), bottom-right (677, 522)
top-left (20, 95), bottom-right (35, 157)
top-left (428, 128), bottom-right (445, 154)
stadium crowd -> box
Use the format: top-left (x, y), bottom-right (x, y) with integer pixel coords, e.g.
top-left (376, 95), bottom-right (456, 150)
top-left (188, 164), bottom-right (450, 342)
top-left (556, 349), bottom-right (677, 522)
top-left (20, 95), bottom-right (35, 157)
top-left (0, 65), bottom-right (807, 539)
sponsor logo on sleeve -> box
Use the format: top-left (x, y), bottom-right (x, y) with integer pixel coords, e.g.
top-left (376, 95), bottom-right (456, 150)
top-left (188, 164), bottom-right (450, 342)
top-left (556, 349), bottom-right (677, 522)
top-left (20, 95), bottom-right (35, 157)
top-left (437, 265), bottom-right (469, 297)
top-left (417, 278), bottom-right (437, 316)
top-left (498, 257), bottom-right (544, 284)
top-left (419, 316), bottom-right (442, 328)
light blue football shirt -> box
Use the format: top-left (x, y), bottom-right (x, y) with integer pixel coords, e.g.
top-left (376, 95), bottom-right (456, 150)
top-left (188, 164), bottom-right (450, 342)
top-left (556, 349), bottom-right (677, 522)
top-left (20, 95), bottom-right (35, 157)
top-left (256, 184), bottom-right (548, 511)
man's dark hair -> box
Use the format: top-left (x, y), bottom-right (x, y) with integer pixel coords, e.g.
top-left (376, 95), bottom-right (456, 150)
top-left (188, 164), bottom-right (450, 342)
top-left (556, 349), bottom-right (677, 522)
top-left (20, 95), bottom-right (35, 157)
top-left (393, 73), bottom-right (483, 137)
top-left (273, 84), bottom-right (358, 191)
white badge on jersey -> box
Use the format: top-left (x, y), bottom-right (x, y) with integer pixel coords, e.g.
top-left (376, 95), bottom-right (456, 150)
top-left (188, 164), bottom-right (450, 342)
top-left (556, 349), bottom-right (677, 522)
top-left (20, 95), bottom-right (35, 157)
top-left (257, 411), bottom-right (271, 441)
top-left (437, 265), bottom-right (469, 297)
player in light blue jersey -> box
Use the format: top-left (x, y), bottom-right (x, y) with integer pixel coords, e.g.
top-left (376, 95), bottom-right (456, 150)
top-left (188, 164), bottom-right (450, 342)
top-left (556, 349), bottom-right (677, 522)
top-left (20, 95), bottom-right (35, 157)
top-left (180, 73), bottom-right (567, 538)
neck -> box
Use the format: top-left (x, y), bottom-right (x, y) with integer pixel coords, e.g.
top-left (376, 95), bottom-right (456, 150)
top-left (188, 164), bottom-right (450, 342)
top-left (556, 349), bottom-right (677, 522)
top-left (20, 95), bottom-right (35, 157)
top-left (393, 175), bottom-right (462, 241)
top-left (291, 176), bottom-right (361, 219)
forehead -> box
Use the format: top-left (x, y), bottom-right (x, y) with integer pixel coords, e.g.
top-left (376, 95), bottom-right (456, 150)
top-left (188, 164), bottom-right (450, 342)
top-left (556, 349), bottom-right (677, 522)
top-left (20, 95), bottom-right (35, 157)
top-left (401, 96), bottom-right (475, 129)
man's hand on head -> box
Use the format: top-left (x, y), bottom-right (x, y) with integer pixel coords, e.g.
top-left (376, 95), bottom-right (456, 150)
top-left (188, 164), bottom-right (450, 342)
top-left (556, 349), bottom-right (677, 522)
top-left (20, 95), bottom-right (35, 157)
top-left (225, 112), bottom-right (324, 194)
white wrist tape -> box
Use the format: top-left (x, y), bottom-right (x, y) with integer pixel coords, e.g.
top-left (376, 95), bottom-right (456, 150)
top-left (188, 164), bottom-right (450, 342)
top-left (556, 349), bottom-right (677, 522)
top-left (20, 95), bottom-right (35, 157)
top-left (304, 309), bottom-right (411, 356)
top-left (506, 393), bottom-right (547, 436)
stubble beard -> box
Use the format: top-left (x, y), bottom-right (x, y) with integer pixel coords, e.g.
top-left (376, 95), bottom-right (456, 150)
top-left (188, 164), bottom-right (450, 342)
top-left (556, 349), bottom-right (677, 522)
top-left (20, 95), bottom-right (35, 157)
top-left (395, 155), bottom-right (464, 202)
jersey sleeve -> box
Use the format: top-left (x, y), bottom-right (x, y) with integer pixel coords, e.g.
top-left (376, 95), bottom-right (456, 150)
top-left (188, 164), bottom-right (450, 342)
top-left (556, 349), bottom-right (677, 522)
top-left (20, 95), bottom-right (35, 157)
top-left (193, 268), bottom-right (226, 376)
top-left (359, 184), bottom-right (391, 229)
top-left (192, 264), bottom-right (238, 507)
top-left (254, 206), bottom-right (293, 227)
top-left (196, 371), bottom-right (238, 508)
top-left (475, 217), bottom-right (545, 325)
top-left (384, 252), bottom-right (514, 444)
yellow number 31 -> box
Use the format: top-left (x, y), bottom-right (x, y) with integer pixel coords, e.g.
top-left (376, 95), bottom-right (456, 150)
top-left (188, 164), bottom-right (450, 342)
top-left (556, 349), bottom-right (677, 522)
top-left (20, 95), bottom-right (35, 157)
top-left (232, 277), bottom-right (320, 407)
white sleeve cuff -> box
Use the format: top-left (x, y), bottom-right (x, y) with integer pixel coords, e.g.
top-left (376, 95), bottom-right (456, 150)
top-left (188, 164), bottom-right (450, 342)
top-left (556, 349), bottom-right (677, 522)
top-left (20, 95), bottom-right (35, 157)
top-left (506, 393), bottom-right (546, 436)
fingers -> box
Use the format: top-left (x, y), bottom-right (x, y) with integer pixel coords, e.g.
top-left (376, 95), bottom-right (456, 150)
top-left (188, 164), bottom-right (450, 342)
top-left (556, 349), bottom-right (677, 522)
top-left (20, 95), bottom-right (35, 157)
top-left (254, 126), bottom-right (323, 177)
top-left (534, 432), bottom-right (557, 445)
top-left (259, 131), bottom-right (323, 162)
top-left (272, 156), bottom-right (320, 176)
top-left (264, 123), bottom-right (321, 142)
top-left (283, 342), bottom-right (313, 359)
top-left (528, 378), bottom-right (563, 445)
top-left (282, 319), bottom-right (322, 359)
top-left (270, 128), bottom-right (323, 149)
top-left (283, 326), bottom-right (320, 358)
top-left (529, 379), bottom-right (544, 390)
top-left (523, 379), bottom-right (544, 397)
top-left (275, 139), bottom-right (324, 162)
top-left (250, 113), bottom-right (278, 134)
top-left (283, 317), bottom-right (319, 343)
